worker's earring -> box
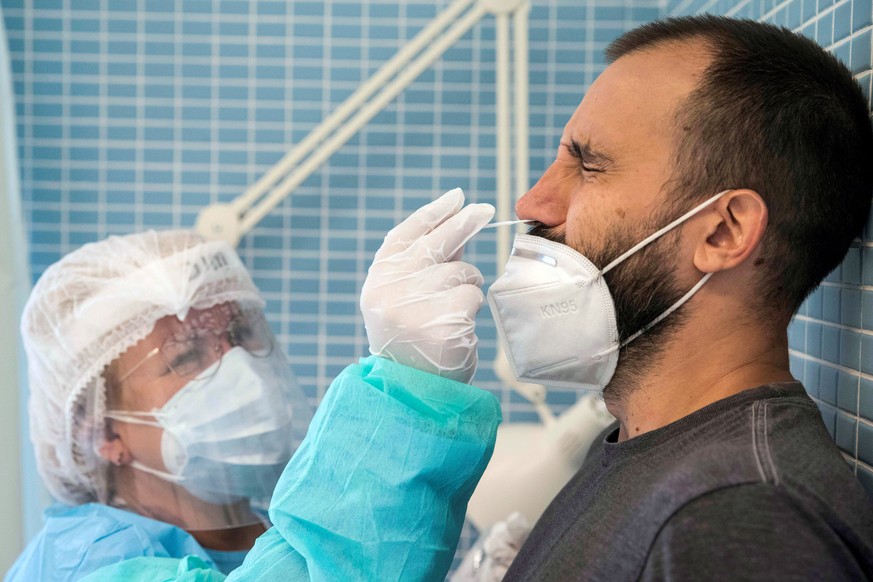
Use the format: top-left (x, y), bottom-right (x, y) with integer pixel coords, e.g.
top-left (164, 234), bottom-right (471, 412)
top-left (111, 449), bottom-right (132, 466)
top-left (98, 438), bottom-right (130, 467)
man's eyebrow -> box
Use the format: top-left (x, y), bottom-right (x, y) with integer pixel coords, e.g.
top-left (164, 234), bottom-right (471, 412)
top-left (565, 138), bottom-right (614, 166)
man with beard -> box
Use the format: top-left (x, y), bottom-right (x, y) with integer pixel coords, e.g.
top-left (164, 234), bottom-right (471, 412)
top-left (363, 15), bottom-right (873, 580)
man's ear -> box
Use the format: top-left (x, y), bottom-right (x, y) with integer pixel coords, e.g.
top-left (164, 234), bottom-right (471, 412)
top-left (693, 189), bottom-right (768, 273)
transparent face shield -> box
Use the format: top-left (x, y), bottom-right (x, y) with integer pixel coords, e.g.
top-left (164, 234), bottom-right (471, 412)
top-left (97, 302), bottom-right (312, 531)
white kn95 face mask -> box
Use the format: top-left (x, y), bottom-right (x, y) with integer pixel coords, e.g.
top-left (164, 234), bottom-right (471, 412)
top-left (487, 190), bottom-right (730, 392)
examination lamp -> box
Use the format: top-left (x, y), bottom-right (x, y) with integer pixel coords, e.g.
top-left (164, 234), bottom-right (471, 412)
top-left (193, 0), bottom-right (610, 534)
top-left (194, 0), bottom-right (531, 261)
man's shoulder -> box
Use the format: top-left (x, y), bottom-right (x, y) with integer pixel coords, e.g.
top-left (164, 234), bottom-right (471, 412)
top-left (639, 389), bottom-right (873, 579)
top-left (583, 383), bottom-right (856, 510)
top-left (508, 385), bottom-right (873, 581)
top-left (662, 384), bottom-right (844, 481)
top-left (679, 386), bottom-right (866, 501)
top-left (641, 483), bottom-right (873, 580)
top-left (659, 385), bottom-right (873, 542)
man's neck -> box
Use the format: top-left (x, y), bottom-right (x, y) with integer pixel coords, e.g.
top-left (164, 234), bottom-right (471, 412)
top-left (605, 316), bottom-right (795, 442)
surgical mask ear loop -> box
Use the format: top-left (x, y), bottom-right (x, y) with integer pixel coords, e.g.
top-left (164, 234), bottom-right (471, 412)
top-left (103, 411), bottom-right (186, 483)
top-left (593, 189), bottom-right (732, 359)
top-left (129, 460), bottom-right (186, 483)
top-left (104, 410), bottom-right (164, 430)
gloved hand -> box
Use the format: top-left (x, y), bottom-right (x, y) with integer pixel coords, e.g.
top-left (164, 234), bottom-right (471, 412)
top-left (451, 512), bottom-right (532, 582)
top-left (361, 188), bottom-right (495, 384)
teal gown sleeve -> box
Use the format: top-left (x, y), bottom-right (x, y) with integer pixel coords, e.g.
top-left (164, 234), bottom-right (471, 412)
top-left (82, 356), bottom-right (502, 582)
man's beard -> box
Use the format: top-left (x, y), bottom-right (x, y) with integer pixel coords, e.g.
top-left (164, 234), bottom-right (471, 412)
top-left (528, 211), bottom-right (688, 404)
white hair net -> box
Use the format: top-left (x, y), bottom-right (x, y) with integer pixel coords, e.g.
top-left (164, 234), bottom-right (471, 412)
top-left (21, 230), bottom-right (264, 505)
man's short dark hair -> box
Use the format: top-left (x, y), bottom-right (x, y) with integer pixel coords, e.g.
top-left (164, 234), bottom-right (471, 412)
top-left (607, 16), bottom-right (873, 314)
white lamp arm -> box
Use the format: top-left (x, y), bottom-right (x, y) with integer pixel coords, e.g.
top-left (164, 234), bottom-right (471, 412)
top-left (195, 0), bottom-right (530, 245)
top-left (193, 0), bottom-right (541, 426)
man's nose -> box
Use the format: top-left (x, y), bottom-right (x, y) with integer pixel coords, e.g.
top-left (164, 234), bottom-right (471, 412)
top-left (515, 163), bottom-right (570, 227)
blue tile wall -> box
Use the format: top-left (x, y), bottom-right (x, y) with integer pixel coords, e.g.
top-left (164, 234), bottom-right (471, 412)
top-left (3, 0), bottom-right (661, 569)
top-left (669, 0), bottom-right (873, 495)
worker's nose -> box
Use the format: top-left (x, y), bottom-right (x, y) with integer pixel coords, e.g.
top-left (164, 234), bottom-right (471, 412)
top-left (515, 162), bottom-right (571, 227)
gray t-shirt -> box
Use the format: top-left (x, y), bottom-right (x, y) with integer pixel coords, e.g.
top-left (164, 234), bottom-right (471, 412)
top-left (504, 382), bottom-right (873, 581)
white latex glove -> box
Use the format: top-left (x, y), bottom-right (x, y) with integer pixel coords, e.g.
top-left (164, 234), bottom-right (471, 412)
top-left (451, 512), bottom-right (531, 582)
top-left (361, 188), bottom-right (495, 384)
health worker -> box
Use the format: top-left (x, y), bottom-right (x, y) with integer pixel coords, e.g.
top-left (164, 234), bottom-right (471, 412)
top-left (7, 220), bottom-right (501, 582)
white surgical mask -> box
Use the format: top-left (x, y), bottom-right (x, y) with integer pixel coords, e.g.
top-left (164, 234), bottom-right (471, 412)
top-left (106, 346), bottom-right (303, 505)
top-left (487, 190), bottom-right (729, 392)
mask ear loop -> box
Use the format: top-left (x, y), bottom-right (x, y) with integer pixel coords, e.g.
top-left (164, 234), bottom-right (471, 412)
top-left (600, 190), bottom-right (731, 277)
top-left (593, 189), bottom-right (732, 359)
top-left (128, 460), bottom-right (186, 483)
top-left (594, 273), bottom-right (713, 359)
top-left (620, 272), bottom-right (712, 348)
top-left (103, 411), bottom-right (186, 483)
top-left (104, 410), bottom-right (163, 429)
